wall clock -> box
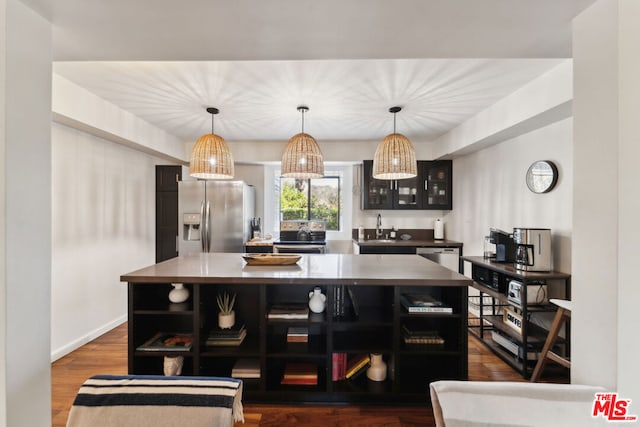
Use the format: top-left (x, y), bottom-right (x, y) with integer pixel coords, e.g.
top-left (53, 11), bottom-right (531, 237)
top-left (526, 160), bottom-right (558, 193)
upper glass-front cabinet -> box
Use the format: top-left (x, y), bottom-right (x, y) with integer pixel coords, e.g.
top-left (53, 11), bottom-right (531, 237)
top-left (361, 160), bottom-right (452, 211)
top-left (421, 160), bottom-right (452, 210)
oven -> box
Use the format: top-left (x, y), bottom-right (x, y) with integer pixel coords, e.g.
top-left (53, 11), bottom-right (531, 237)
top-left (275, 220), bottom-right (327, 254)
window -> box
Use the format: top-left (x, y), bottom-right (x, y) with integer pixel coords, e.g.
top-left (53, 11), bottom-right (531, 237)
top-left (279, 176), bottom-right (341, 231)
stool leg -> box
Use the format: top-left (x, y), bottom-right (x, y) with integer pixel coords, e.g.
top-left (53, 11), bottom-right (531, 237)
top-left (530, 307), bottom-right (567, 382)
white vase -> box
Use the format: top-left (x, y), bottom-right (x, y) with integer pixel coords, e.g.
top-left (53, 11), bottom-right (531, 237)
top-left (366, 353), bottom-right (387, 382)
top-left (308, 287), bottom-right (326, 313)
top-left (218, 311), bottom-right (235, 329)
top-left (168, 283), bottom-right (189, 303)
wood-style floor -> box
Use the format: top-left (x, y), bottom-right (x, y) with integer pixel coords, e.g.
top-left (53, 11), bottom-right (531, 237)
top-left (52, 323), bottom-right (560, 427)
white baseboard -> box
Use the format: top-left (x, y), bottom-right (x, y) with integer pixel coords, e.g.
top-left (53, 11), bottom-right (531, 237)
top-left (50, 315), bottom-right (127, 362)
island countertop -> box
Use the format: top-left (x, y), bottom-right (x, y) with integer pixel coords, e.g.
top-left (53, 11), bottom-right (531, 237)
top-left (121, 252), bottom-right (472, 287)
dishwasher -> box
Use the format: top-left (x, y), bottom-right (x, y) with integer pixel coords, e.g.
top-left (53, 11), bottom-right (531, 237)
top-left (417, 247), bottom-right (460, 272)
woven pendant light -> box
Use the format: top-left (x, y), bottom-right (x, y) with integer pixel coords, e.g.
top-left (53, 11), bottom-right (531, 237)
top-left (373, 106), bottom-right (417, 180)
top-left (189, 107), bottom-right (234, 179)
top-left (281, 106), bottom-right (324, 178)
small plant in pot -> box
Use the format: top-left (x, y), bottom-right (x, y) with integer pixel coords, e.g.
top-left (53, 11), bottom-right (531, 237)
top-left (216, 292), bottom-right (236, 329)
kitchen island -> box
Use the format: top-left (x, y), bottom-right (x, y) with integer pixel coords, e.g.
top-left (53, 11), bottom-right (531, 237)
top-left (121, 253), bottom-right (471, 404)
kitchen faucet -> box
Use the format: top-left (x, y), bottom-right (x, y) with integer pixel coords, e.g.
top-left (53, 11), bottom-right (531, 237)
top-left (376, 213), bottom-right (383, 239)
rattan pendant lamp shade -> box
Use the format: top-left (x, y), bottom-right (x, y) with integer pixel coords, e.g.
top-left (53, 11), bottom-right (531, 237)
top-left (373, 106), bottom-right (417, 180)
top-left (189, 107), bottom-right (234, 179)
top-left (281, 106), bottom-right (324, 178)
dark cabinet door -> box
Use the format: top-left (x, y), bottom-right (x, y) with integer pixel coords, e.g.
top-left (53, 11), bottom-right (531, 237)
top-left (156, 165), bottom-right (181, 192)
top-left (422, 160), bottom-right (452, 210)
top-left (362, 160), bottom-right (423, 210)
top-left (156, 165), bottom-right (182, 262)
top-left (393, 170), bottom-right (422, 210)
top-left (361, 160), bottom-right (394, 210)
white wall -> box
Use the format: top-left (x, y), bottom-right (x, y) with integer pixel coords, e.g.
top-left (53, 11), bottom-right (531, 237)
top-left (51, 123), bottom-right (164, 360)
top-left (1, 0), bottom-right (52, 425)
top-left (573, 0), bottom-right (640, 401)
top-left (446, 118), bottom-right (573, 274)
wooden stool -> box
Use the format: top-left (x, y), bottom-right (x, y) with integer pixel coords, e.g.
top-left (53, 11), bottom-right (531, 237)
top-left (530, 299), bottom-right (571, 382)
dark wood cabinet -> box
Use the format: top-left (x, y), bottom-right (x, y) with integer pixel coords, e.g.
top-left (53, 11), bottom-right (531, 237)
top-left (361, 160), bottom-right (452, 210)
top-left (127, 280), bottom-right (468, 404)
top-left (155, 165), bottom-right (182, 262)
top-left (421, 160), bottom-right (452, 210)
top-left (461, 256), bottom-right (570, 379)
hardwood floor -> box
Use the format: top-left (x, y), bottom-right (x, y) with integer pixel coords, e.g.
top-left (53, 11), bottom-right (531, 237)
top-left (52, 322), bottom-right (564, 427)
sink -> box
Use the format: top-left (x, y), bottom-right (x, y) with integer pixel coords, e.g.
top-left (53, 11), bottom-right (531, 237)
top-left (366, 239), bottom-right (395, 243)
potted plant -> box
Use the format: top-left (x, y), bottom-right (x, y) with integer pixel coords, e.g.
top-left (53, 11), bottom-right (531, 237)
top-left (216, 292), bottom-right (236, 329)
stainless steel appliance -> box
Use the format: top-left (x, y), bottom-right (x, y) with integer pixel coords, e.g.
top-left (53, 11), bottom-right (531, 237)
top-left (274, 220), bottom-right (327, 254)
top-left (513, 227), bottom-right (552, 272)
top-left (417, 247), bottom-right (460, 272)
top-left (178, 180), bottom-right (255, 254)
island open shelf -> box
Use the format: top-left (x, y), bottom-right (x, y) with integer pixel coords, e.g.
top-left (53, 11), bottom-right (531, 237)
top-left (122, 253), bottom-right (471, 405)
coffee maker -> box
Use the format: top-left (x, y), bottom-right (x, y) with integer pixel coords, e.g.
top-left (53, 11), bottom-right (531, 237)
top-left (489, 228), bottom-right (517, 263)
top-left (513, 228), bottom-right (552, 272)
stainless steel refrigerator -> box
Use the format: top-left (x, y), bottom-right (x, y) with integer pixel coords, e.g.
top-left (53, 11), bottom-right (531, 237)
top-left (178, 180), bottom-right (255, 254)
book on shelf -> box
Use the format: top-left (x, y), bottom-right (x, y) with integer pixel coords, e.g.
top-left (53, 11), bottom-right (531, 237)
top-left (287, 326), bottom-right (309, 343)
top-left (401, 325), bottom-right (445, 346)
top-left (345, 354), bottom-right (370, 379)
top-left (206, 327), bottom-right (246, 346)
top-left (232, 358), bottom-right (261, 379)
top-left (400, 293), bottom-right (452, 313)
top-left (209, 323), bottom-right (245, 336)
top-left (268, 304), bottom-right (309, 320)
top-left (136, 332), bottom-right (193, 352)
top-left (281, 362), bottom-right (318, 385)
top-left (332, 352), bottom-right (347, 381)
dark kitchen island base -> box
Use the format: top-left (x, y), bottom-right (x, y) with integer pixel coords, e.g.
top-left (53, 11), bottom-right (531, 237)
top-left (122, 253), bottom-right (471, 405)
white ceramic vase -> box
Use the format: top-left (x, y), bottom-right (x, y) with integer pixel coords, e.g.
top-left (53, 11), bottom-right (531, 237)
top-left (308, 287), bottom-right (326, 313)
top-left (168, 283), bottom-right (189, 303)
top-left (366, 353), bottom-right (387, 381)
top-left (218, 311), bottom-right (235, 329)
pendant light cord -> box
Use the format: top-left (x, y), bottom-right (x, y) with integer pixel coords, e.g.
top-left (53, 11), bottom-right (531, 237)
top-left (301, 108), bottom-right (305, 134)
top-left (211, 113), bottom-right (215, 134)
top-left (393, 111), bottom-right (397, 134)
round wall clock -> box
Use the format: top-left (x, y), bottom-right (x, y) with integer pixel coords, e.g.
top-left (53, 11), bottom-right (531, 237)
top-left (526, 160), bottom-right (558, 193)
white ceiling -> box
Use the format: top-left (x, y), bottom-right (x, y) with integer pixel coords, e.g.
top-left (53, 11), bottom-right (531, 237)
top-left (39, 0), bottom-right (596, 143)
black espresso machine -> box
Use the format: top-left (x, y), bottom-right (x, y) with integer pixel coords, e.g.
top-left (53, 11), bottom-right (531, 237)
top-left (488, 228), bottom-right (517, 263)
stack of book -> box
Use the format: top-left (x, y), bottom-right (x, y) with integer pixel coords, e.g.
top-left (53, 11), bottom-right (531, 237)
top-left (267, 304), bottom-right (309, 320)
top-left (287, 326), bottom-right (309, 343)
top-left (400, 293), bottom-right (452, 314)
top-left (205, 324), bottom-right (246, 346)
top-left (402, 325), bottom-right (445, 348)
top-left (136, 332), bottom-right (193, 352)
top-left (232, 358), bottom-right (261, 379)
top-left (280, 362), bottom-right (318, 385)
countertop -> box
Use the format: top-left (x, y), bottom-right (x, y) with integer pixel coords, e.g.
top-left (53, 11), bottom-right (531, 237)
top-left (121, 253), bottom-right (471, 287)
top-left (353, 238), bottom-right (463, 247)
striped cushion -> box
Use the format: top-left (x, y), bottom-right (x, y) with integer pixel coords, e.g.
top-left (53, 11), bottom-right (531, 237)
top-left (66, 375), bottom-right (243, 427)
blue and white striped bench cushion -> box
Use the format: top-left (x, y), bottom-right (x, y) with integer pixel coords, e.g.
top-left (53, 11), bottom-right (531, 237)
top-left (66, 375), bottom-right (243, 427)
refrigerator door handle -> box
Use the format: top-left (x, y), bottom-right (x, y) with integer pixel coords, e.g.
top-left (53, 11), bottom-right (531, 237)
top-left (205, 201), bottom-right (211, 252)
